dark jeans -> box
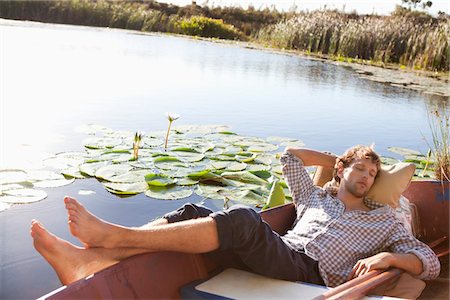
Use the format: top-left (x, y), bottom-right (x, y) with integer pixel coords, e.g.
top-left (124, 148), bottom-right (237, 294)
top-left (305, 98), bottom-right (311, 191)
top-left (163, 203), bottom-right (324, 285)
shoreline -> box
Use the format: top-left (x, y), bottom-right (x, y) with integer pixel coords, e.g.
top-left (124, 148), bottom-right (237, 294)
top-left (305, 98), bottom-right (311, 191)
top-left (2, 18), bottom-right (448, 98)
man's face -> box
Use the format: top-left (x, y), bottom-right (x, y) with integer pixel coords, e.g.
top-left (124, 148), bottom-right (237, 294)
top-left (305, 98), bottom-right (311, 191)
top-left (340, 158), bottom-right (378, 198)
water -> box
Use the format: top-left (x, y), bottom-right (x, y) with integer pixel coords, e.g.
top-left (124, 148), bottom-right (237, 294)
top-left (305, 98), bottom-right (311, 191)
top-left (0, 20), bottom-right (448, 299)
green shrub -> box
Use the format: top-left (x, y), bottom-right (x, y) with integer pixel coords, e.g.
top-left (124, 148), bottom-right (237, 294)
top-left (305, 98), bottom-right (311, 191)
top-left (175, 16), bottom-right (243, 40)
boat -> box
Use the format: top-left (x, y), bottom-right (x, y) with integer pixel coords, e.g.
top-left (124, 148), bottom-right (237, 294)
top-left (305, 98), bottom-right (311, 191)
top-left (39, 179), bottom-right (449, 299)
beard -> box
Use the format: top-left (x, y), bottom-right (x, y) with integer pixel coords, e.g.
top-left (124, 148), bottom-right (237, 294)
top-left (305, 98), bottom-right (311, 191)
top-left (345, 182), bottom-right (369, 198)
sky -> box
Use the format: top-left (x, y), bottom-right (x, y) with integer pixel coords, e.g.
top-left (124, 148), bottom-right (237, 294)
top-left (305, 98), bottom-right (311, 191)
top-left (158, 0), bottom-right (449, 15)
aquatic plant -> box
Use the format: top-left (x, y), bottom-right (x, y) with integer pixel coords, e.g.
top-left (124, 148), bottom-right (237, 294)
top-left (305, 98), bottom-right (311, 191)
top-left (257, 10), bottom-right (449, 72)
top-left (132, 132), bottom-right (144, 160)
top-left (164, 113), bottom-right (180, 150)
top-left (0, 124), bottom-right (308, 212)
top-left (426, 107), bottom-right (450, 181)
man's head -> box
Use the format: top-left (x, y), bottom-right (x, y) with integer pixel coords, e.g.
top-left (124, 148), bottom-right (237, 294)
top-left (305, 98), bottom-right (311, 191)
top-left (334, 145), bottom-right (381, 198)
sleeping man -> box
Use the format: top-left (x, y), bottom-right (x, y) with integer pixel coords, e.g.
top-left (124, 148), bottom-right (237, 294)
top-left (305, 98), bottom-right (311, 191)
top-left (31, 145), bottom-right (440, 295)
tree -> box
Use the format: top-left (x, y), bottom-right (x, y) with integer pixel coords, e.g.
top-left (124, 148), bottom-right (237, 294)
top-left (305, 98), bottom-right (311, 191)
top-left (401, 0), bottom-right (433, 9)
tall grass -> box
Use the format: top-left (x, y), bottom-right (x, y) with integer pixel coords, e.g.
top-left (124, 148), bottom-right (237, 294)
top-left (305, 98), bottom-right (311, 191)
top-left (257, 9), bottom-right (449, 72)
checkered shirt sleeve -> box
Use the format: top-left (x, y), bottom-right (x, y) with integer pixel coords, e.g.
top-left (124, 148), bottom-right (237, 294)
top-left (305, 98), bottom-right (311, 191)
top-left (279, 151), bottom-right (316, 207)
top-left (385, 220), bottom-right (441, 280)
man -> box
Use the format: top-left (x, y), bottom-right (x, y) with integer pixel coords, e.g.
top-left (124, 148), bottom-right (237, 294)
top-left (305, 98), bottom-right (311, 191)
top-left (31, 145), bottom-right (440, 289)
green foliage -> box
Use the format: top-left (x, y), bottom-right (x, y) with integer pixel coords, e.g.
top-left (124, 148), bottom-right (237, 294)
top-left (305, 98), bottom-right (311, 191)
top-left (258, 10), bottom-right (449, 72)
top-left (175, 16), bottom-right (242, 40)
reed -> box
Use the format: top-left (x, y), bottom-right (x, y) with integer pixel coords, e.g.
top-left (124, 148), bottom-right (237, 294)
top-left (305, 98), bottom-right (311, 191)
top-left (257, 9), bottom-right (449, 72)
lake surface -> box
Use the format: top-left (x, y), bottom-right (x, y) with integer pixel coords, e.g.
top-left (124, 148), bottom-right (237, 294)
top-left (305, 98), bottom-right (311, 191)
top-left (0, 19), bottom-right (448, 299)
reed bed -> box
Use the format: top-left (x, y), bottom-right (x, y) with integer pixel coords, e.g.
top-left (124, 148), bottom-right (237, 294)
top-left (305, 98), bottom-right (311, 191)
top-left (257, 10), bottom-right (449, 72)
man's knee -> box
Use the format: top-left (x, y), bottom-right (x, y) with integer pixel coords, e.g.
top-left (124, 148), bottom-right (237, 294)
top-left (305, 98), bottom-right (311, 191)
top-left (212, 205), bottom-right (264, 250)
top-left (163, 203), bottom-right (213, 223)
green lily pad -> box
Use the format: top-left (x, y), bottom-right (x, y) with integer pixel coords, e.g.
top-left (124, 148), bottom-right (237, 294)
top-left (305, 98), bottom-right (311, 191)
top-left (143, 137), bottom-right (164, 147)
top-left (380, 156), bottom-right (401, 165)
top-left (271, 165), bottom-right (283, 174)
top-left (108, 169), bottom-right (149, 183)
top-left (95, 164), bottom-right (133, 181)
top-left (249, 170), bottom-right (272, 180)
top-left (247, 143), bottom-right (279, 152)
top-left (176, 178), bottom-right (199, 186)
top-left (1, 189), bottom-right (47, 204)
top-left (246, 164), bottom-right (271, 172)
top-left (103, 182), bottom-right (148, 195)
top-left (254, 155), bottom-right (273, 165)
top-left (212, 161), bottom-right (247, 171)
top-left (195, 184), bottom-right (232, 200)
top-left (61, 167), bottom-right (87, 179)
top-left (387, 147), bottom-right (422, 156)
top-left (145, 186), bottom-right (193, 200)
top-left (221, 171), bottom-right (268, 185)
top-left (79, 161), bottom-right (110, 177)
top-left (175, 152), bottom-right (205, 163)
top-left (145, 173), bottom-right (176, 187)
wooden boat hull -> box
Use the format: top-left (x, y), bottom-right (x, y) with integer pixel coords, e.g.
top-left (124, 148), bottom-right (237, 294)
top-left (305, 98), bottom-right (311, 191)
top-left (41, 180), bottom-right (449, 299)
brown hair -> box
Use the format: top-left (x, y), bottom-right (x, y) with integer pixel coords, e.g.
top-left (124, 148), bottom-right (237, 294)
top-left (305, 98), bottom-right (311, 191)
top-left (333, 144), bottom-right (381, 183)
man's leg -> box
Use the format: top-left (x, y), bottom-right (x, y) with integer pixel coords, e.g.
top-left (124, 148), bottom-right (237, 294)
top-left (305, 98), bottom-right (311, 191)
top-left (64, 197), bottom-right (220, 252)
top-left (31, 201), bottom-right (214, 285)
top-left (30, 220), bottom-right (151, 285)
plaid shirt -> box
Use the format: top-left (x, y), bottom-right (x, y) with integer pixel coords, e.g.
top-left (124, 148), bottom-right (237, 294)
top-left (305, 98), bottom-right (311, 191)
top-left (280, 152), bottom-right (440, 287)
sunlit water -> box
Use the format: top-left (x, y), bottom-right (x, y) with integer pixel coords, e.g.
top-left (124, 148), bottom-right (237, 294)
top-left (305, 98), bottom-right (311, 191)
top-left (0, 20), bottom-right (448, 299)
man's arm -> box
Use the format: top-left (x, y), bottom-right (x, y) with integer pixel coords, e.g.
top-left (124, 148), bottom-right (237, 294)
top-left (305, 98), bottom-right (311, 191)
top-left (285, 147), bottom-right (337, 168)
top-left (280, 148), bottom-right (337, 206)
top-left (348, 252), bottom-right (423, 279)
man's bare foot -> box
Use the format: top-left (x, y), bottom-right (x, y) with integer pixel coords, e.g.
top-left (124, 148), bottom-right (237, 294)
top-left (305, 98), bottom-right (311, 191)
top-left (30, 220), bottom-right (116, 285)
top-left (64, 196), bottom-right (122, 248)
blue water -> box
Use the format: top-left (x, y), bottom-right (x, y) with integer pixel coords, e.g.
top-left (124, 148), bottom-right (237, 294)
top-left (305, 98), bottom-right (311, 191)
top-left (0, 20), bottom-right (448, 299)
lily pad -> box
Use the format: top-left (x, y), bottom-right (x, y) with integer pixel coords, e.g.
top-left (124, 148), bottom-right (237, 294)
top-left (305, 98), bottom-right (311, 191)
top-left (82, 137), bottom-right (123, 149)
top-left (33, 178), bottom-right (75, 188)
top-left (143, 137), bottom-right (164, 147)
top-left (103, 182), bottom-right (148, 195)
top-left (79, 161), bottom-right (110, 177)
top-left (145, 186), bottom-right (193, 200)
top-left (61, 167), bottom-right (87, 179)
top-left (95, 164), bottom-right (133, 181)
top-left (380, 156), bottom-right (401, 165)
top-left (176, 178), bottom-right (199, 186)
top-left (247, 143), bottom-right (279, 153)
top-left (26, 170), bottom-right (66, 181)
top-left (0, 169), bottom-right (28, 185)
top-left (211, 161), bottom-right (247, 171)
top-left (1, 189), bottom-right (47, 204)
top-left (145, 173), bottom-right (176, 187)
top-left (221, 171), bottom-right (268, 185)
top-left (387, 147), bottom-right (422, 156)
top-left (108, 169), bottom-right (148, 183)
